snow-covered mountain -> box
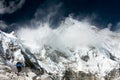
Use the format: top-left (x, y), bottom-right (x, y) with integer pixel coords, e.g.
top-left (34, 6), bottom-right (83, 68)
top-left (0, 17), bottom-right (120, 80)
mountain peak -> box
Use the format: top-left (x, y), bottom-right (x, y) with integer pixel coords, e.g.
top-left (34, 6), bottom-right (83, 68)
top-left (0, 29), bottom-right (120, 79)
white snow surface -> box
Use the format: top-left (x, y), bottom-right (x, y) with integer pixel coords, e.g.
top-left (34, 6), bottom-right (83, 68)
top-left (0, 17), bottom-right (120, 79)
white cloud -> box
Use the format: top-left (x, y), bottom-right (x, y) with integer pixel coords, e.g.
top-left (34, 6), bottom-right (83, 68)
top-left (0, 21), bottom-right (8, 29)
top-left (0, 0), bottom-right (25, 14)
top-left (116, 22), bottom-right (120, 30)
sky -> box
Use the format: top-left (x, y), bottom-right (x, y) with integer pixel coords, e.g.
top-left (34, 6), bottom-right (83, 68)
top-left (0, 0), bottom-right (120, 32)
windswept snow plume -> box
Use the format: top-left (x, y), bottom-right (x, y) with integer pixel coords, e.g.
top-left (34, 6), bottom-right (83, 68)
top-left (17, 17), bottom-right (100, 52)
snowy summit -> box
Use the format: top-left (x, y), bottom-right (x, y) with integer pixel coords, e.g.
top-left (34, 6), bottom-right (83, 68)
top-left (0, 18), bottom-right (120, 80)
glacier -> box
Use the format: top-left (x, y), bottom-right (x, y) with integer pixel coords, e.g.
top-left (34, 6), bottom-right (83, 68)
top-left (0, 17), bottom-right (120, 80)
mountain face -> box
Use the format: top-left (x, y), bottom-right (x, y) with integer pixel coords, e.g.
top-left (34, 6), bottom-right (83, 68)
top-left (0, 19), bottom-right (120, 80)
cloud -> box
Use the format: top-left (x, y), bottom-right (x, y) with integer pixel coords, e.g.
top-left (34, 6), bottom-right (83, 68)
top-left (31, 0), bottom-right (66, 28)
top-left (115, 22), bottom-right (120, 32)
top-left (0, 21), bottom-right (8, 29)
top-left (0, 0), bottom-right (25, 14)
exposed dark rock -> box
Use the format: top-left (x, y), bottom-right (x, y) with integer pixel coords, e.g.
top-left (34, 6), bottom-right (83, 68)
top-left (21, 50), bottom-right (44, 75)
top-left (104, 68), bottom-right (120, 80)
top-left (62, 68), bottom-right (99, 80)
top-left (81, 55), bottom-right (90, 62)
